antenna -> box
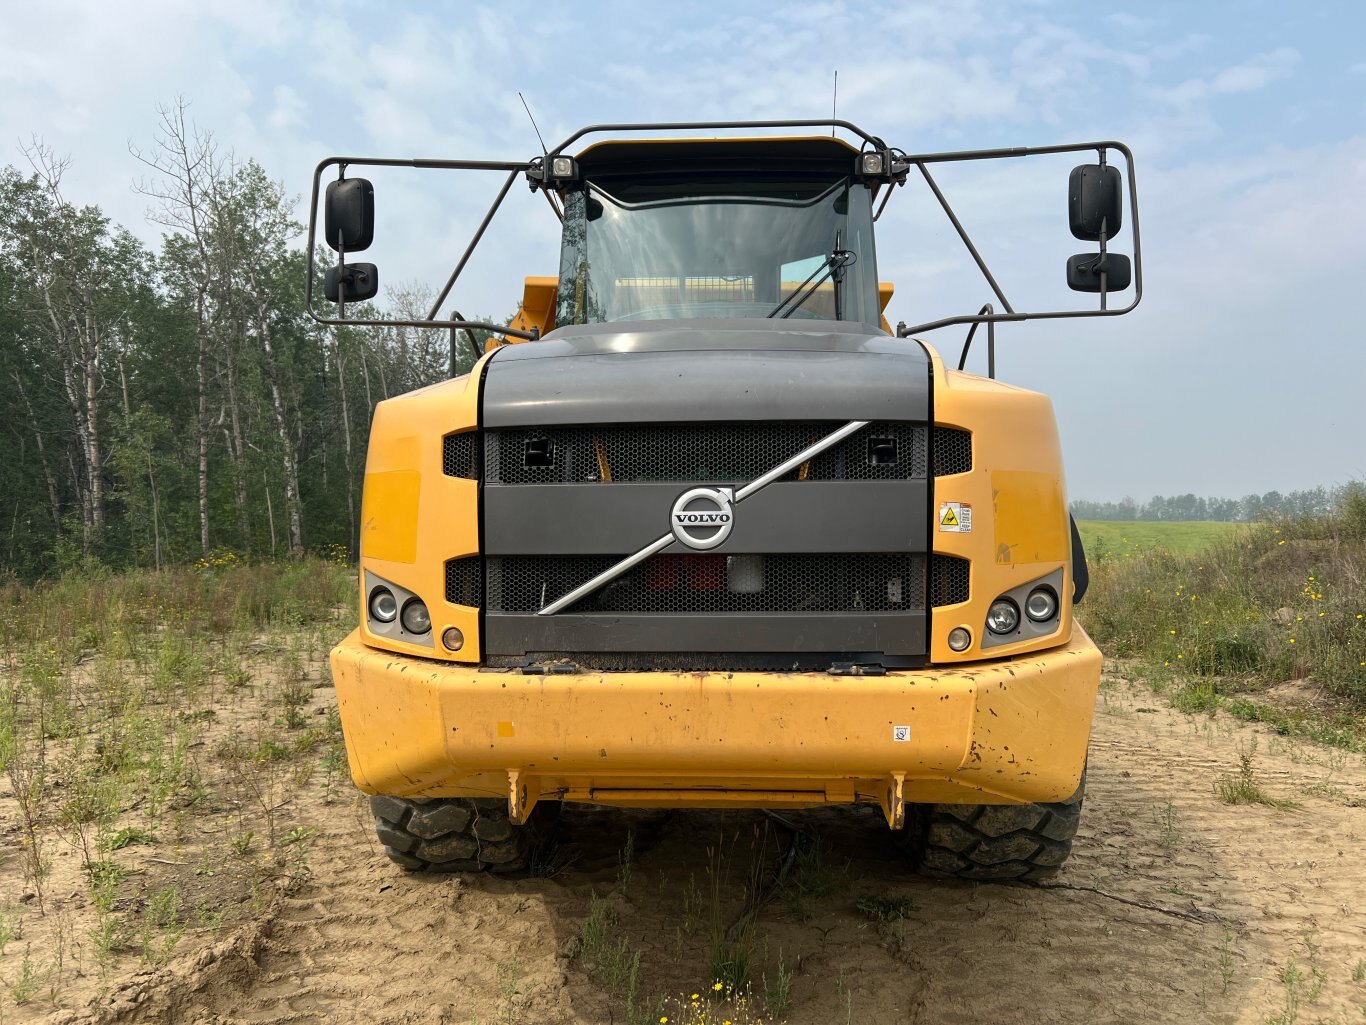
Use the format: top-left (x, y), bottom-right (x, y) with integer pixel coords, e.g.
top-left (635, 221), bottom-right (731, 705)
top-left (831, 70), bottom-right (838, 137)
top-left (518, 92), bottom-right (548, 155)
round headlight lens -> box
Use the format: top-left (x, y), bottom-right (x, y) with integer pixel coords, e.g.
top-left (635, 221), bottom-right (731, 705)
top-left (1026, 587), bottom-right (1058, 622)
top-left (442, 627), bottom-right (464, 651)
top-left (986, 599), bottom-right (1020, 635)
top-left (401, 599), bottom-right (431, 635)
top-left (947, 627), bottom-right (972, 652)
top-left (369, 587), bottom-right (397, 623)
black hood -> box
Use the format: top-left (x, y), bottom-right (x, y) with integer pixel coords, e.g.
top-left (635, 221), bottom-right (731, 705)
top-left (482, 319), bottom-right (929, 427)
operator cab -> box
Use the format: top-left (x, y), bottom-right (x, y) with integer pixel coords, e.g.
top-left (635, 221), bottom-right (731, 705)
top-left (555, 138), bottom-right (883, 330)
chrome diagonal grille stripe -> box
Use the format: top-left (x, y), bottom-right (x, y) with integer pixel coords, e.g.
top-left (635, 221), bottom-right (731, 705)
top-left (536, 419), bottom-right (870, 616)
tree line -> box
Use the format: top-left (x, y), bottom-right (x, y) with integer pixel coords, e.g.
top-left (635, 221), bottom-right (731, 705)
top-left (1070, 485), bottom-right (1362, 523)
top-left (0, 103), bottom-right (492, 581)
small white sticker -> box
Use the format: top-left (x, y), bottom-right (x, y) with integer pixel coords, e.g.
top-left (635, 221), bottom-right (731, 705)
top-left (939, 502), bottom-right (972, 533)
top-left (893, 725), bottom-right (911, 742)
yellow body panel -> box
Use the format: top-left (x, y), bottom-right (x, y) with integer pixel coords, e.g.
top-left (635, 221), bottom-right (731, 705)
top-left (330, 624), bottom-right (1100, 810)
top-left (919, 342), bottom-right (1077, 666)
top-left (358, 357), bottom-right (488, 663)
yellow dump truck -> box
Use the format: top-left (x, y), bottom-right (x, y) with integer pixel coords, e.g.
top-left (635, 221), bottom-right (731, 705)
top-left (310, 119), bottom-right (1141, 880)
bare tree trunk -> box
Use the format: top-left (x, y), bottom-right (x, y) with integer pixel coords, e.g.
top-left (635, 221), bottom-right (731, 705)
top-left (264, 476), bottom-right (277, 557)
top-left (131, 99), bottom-right (220, 559)
top-left (253, 298), bottom-right (303, 557)
top-left (82, 309), bottom-right (103, 532)
top-left (13, 373), bottom-right (62, 530)
top-left (147, 451), bottom-right (162, 572)
top-left (223, 339), bottom-right (250, 548)
top-left (197, 308), bottom-right (210, 557)
top-left (57, 344), bottom-right (93, 548)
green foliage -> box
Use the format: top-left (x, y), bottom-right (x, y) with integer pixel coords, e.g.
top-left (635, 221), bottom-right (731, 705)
top-left (1078, 494), bottom-right (1366, 714)
top-left (0, 115), bottom-right (505, 580)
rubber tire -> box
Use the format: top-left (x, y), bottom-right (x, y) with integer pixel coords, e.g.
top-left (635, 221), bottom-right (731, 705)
top-left (909, 774), bottom-right (1085, 882)
top-left (370, 795), bottom-right (536, 873)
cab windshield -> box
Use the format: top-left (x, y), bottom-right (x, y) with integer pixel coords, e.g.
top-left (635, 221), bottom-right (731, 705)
top-left (555, 172), bottom-right (880, 328)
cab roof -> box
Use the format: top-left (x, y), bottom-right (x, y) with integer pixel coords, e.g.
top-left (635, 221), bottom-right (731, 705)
top-left (575, 135), bottom-right (862, 178)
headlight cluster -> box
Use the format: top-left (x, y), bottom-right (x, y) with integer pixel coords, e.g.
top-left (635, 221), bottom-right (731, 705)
top-left (978, 574), bottom-right (1070, 653)
top-left (985, 584), bottom-right (1059, 637)
top-left (367, 576), bottom-right (432, 642)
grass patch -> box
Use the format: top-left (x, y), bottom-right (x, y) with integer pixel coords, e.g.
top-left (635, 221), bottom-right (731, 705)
top-left (1078, 489), bottom-right (1366, 722)
top-left (1215, 746), bottom-right (1298, 810)
top-left (0, 557), bottom-right (354, 1013)
top-left (1076, 520), bottom-right (1245, 559)
top-left (855, 894), bottom-right (916, 922)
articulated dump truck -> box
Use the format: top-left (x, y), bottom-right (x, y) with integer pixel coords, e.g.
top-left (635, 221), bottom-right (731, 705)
top-left (310, 119), bottom-right (1142, 881)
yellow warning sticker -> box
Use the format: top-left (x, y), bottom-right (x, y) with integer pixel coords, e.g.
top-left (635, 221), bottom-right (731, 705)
top-left (939, 502), bottom-right (972, 533)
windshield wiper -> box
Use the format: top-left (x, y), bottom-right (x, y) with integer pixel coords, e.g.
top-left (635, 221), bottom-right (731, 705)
top-left (766, 232), bottom-right (856, 320)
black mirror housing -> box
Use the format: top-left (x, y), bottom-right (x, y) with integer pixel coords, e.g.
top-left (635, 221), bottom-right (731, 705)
top-left (1066, 252), bottom-right (1131, 293)
top-left (325, 178), bottom-right (375, 253)
top-left (1068, 164), bottom-right (1122, 241)
top-left (324, 262), bottom-right (379, 303)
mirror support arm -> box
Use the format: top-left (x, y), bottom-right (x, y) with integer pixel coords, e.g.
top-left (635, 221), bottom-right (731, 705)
top-left (916, 162), bottom-right (1015, 315)
top-left (426, 168), bottom-right (520, 321)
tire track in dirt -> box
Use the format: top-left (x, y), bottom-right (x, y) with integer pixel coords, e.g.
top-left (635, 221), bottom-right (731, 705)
top-left (53, 671), bottom-right (1366, 1025)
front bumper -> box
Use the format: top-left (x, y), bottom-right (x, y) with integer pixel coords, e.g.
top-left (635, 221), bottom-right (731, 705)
top-left (330, 626), bottom-right (1101, 827)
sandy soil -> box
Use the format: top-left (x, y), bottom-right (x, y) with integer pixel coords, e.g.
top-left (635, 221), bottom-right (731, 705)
top-left (16, 665), bottom-right (1366, 1025)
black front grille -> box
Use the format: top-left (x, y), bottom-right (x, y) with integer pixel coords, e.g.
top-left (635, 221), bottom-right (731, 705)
top-left (442, 432), bottom-right (479, 479)
top-left (484, 553), bottom-right (925, 614)
top-left (930, 555), bottom-right (971, 607)
top-left (445, 557), bottom-right (483, 606)
top-left (485, 422), bottom-right (929, 485)
top-left (932, 428), bottom-right (972, 476)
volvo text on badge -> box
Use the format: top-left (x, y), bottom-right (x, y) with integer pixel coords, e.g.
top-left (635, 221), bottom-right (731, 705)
top-left (670, 487), bottom-right (735, 550)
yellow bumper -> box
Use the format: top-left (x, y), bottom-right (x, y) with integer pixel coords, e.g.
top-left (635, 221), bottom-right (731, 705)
top-left (330, 627), bottom-right (1101, 825)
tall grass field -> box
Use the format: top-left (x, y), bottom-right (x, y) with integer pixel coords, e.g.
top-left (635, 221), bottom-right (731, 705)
top-left (1076, 492), bottom-right (1366, 748)
top-left (1076, 520), bottom-right (1244, 559)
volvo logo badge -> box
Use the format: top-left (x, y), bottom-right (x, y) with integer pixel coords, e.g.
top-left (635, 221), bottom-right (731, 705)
top-left (670, 487), bottom-right (735, 550)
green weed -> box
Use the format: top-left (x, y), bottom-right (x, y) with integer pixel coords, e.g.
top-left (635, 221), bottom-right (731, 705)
top-left (1155, 800), bottom-right (1183, 847)
top-left (1216, 744), bottom-right (1298, 810)
top-left (764, 950), bottom-right (793, 1017)
top-left (856, 893), bottom-right (916, 922)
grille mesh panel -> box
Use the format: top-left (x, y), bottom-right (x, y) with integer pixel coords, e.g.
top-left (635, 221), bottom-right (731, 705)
top-left (445, 557), bottom-right (483, 607)
top-left (442, 432), bottom-right (479, 479)
top-left (930, 555), bottom-right (971, 607)
top-left (932, 428), bottom-right (972, 476)
top-left (486, 422), bottom-right (929, 485)
top-left (485, 553), bottom-right (925, 614)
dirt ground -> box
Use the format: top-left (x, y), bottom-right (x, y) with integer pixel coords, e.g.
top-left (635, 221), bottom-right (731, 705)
top-left (14, 665), bottom-right (1366, 1025)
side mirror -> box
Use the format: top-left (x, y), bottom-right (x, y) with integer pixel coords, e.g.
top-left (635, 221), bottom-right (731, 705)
top-left (1066, 253), bottom-right (1131, 293)
top-left (1068, 164), bottom-right (1122, 241)
top-left (325, 178), bottom-right (375, 252)
top-left (324, 262), bottom-right (379, 303)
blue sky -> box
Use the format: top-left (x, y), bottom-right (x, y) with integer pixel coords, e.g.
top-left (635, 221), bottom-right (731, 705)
top-left (4, 0), bottom-right (1364, 501)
